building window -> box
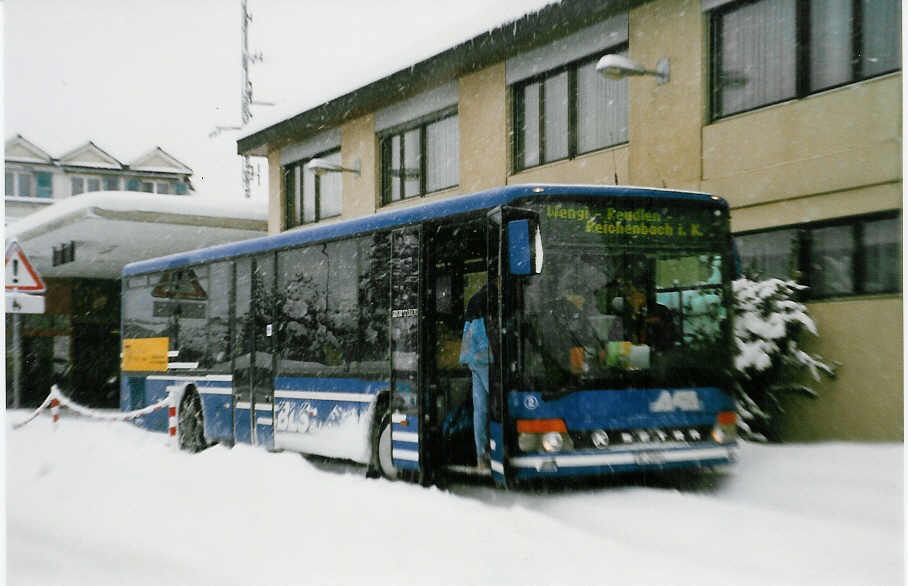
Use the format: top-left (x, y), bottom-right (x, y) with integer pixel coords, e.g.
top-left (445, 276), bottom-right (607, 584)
top-left (809, 224), bottom-right (854, 297)
top-left (283, 149), bottom-right (343, 229)
top-left (711, 0), bottom-right (901, 120)
top-left (156, 182), bottom-right (170, 194)
top-left (17, 173), bottom-right (32, 197)
top-left (174, 182), bottom-right (188, 195)
top-left (141, 182), bottom-right (154, 193)
top-left (734, 212), bottom-right (901, 299)
top-left (35, 172), bottom-right (52, 197)
top-left (862, 216), bottom-right (901, 294)
top-left (71, 175), bottom-right (105, 195)
top-left (380, 109), bottom-right (459, 205)
top-left (514, 49), bottom-right (629, 171)
top-left (736, 228), bottom-right (801, 281)
top-left (126, 178), bottom-right (141, 191)
top-left (103, 176), bottom-right (120, 191)
top-left (5, 170), bottom-right (50, 198)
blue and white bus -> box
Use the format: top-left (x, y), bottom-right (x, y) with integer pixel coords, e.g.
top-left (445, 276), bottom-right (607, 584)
top-left (121, 184), bottom-right (738, 487)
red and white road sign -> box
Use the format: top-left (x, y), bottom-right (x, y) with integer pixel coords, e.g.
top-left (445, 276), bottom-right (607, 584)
top-left (5, 240), bottom-right (46, 293)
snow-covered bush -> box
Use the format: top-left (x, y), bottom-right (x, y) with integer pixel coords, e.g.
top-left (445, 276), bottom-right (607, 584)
top-left (733, 278), bottom-right (838, 441)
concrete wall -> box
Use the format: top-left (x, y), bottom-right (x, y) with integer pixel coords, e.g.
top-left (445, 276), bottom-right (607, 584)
top-left (509, 146), bottom-right (630, 186)
top-left (267, 149), bottom-right (282, 235)
top-left (780, 296), bottom-right (903, 441)
top-left (341, 114), bottom-right (379, 220)
top-left (702, 75), bottom-right (901, 213)
top-left (627, 0), bottom-right (704, 191)
top-left (459, 63), bottom-right (509, 192)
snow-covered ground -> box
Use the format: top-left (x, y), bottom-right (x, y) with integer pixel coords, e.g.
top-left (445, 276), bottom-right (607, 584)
top-left (6, 411), bottom-right (903, 586)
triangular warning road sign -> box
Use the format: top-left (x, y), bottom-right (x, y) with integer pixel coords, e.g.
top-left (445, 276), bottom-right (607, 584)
top-left (5, 240), bottom-right (46, 293)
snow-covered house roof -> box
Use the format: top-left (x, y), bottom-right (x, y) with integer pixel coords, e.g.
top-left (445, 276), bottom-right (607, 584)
top-left (5, 134), bottom-right (54, 164)
top-left (58, 140), bottom-right (124, 170)
top-left (237, 0), bottom-right (618, 156)
top-left (6, 191), bottom-right (266, 279)
top-left (128, 147), bottom-right (193, 175)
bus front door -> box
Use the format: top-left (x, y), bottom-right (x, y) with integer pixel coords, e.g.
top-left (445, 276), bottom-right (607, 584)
top-left (389, 227), bottom-right (425, 482)
top-left (487, 208), bottom-right (510, 488)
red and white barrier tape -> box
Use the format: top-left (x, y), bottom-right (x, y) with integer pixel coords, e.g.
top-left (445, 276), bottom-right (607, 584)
top-left (10, 393), bottom-right (56, 430)
top-left (12, 385), bottom-right (172, 429)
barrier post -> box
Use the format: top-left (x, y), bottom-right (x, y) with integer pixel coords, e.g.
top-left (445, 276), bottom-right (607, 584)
top-left (168, 389), bottom-right (177, 449)
top-left (50, 398), bottom-right (60, 430)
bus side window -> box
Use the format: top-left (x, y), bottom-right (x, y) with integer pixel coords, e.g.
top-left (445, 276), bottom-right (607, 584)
top-left (206, 261), bottom-right (232, 372)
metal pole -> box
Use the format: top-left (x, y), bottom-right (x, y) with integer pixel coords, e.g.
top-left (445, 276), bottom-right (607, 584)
top-left (12, 314), bottom-right (22, 409)
top-left (241, 0), bottom-right (253, 197)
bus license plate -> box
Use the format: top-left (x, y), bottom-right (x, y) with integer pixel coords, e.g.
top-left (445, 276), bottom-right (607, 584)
top-left (634, 451), bottom-right (665, 465)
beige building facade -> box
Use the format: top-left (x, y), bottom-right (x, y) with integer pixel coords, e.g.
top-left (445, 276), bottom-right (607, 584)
top-left (239, 0), bottom-right (902, 441)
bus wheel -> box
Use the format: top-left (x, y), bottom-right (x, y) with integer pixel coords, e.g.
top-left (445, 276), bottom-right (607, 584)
top-left (178, 391), bottom-right (208, 453)
top-left (370, 411), bottom-right (398, 480)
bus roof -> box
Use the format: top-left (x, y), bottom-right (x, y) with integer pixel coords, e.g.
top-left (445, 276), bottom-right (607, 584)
top-left (123, 184), bottom-right (726, 277)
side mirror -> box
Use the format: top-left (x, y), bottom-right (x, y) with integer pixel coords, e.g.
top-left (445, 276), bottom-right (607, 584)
top-left (507, 219), bottom-right (544, 276)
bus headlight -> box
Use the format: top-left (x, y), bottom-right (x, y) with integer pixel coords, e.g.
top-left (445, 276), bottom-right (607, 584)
top-left (518, 433), bottom-right (540, 452)
top-left (541, 432), bottom-right (564, 453)
top-left (712, 411), bottom-right (737, 444)
top-left (517, 419), bottom-right (573, 453)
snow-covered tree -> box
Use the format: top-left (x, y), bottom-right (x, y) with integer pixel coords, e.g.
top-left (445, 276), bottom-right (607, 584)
top-left (733, 278), bottom-right (838, 441)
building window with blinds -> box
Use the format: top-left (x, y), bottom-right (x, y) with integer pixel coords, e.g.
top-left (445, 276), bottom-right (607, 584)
top-left (380, 109), bottom-right (459, 205)
top-left (283, 149), bottom-right (343, 229)
top-left (513, 48), bottom-right (629, 171)
top-left (734, 212), bottom-right (901, 299)
top-left (710, 0), bottom-right (901, 120)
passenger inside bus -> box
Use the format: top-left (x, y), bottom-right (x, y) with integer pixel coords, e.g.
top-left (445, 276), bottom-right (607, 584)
top-left (534, 264), bottom-right (609, 379)
top-left (527, 254), bottom-right (682, 383)
top-left (460, 284), bottom-right (490, 472)
top-left (428, 221), bottom-right (490, 471)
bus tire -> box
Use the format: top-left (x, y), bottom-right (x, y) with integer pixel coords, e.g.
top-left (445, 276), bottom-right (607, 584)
top-left (370, 410), bottom-right (398, 480)
top-left (178, 390), bottom-right (208, 453)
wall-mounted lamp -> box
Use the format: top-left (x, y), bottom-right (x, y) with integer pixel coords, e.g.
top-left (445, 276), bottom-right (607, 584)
top-left (306, 157), bottom-right (361, 177)
top-left (596, 54), bottom-right (670, 85)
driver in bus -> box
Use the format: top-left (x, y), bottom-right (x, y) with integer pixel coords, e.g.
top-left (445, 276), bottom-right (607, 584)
top-left (618, 278), bottom-right (677, 351)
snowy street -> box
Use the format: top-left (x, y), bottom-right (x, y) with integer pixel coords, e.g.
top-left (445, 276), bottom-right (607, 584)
top-left (6, 412), bottom-right (903, 586)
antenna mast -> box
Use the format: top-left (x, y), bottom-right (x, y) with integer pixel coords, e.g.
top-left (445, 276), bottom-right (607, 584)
top-left (211, 0), bottom-right (273, 198)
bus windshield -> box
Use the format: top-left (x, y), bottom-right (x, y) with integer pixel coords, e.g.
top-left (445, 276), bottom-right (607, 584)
top-left (521, 199), bottom-right (731, 392)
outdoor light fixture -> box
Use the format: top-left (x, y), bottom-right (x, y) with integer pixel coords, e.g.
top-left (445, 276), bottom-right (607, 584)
top-left (596, 54), bottom-right (670, 85)
top-left (306, 157), bottom-right (361, 177)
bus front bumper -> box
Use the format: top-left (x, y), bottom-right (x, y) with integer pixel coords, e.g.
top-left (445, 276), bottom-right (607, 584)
top-left (508, 443), bottom-right (737, 479)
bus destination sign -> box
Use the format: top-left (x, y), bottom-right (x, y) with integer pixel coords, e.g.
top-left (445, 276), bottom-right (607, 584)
top-left (540, 203), bottom-right (725, 245)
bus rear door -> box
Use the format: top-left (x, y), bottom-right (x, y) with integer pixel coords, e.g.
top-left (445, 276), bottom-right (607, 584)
top-left (389, 227), bottom-right (426, 482)
top-left (232, 254), bottom-right (275, 449)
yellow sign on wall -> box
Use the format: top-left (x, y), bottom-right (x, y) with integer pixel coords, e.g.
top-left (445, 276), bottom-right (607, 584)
top-left (122, 337), bottom-right (169, 372)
